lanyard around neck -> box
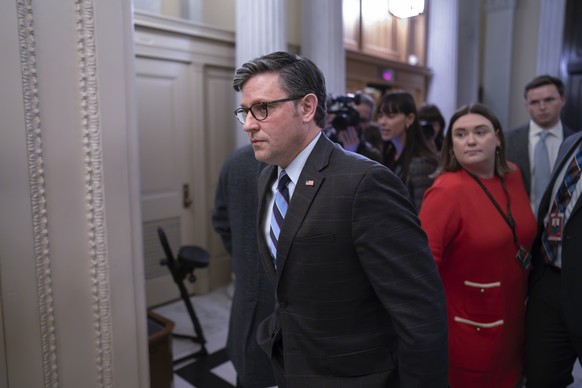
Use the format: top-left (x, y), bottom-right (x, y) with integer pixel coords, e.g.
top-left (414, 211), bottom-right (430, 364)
top-left (466, 170), bottom-right (519, 248)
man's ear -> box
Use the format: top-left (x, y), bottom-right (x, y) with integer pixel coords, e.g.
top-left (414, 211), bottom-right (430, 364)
top-left (300, 94), bottom-right (318, 123)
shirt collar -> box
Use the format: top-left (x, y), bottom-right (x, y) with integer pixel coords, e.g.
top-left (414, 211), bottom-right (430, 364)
top-left (277, 132), bottom-right (322, 186)
top-left (529, 120), bottom-right (563, 139)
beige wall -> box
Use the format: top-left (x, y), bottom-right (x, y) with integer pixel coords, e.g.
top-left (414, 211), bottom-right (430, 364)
top-left (287, 0), bottom-right (302, 47)
top-left (139, 1), bottom-right (544, 131)
top-left (135, 0), bottom-right (302, 46)
top-left (203, 0), bottom-right (301, 45)
top-left (509, 0), bottom-right (540, 129)
top-left (202, 0), bottom-right (236, 31)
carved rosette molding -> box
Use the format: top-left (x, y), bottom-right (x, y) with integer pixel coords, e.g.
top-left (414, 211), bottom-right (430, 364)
top-left (15, 1), bottom-right (60, 386)
top-left (75, 0), bottom-right (114, 386)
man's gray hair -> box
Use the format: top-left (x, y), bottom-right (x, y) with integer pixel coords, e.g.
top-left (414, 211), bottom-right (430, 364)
top-left (356, 92), bottom-right (376, 120)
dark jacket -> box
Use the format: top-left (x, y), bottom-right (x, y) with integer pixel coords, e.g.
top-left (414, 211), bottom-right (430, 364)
top-left (256, 134), bottom-right (448, 387)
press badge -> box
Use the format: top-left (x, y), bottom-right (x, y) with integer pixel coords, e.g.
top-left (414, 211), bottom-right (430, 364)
top-left (515, 245), bottom-right (532, 269)
top-left (547, 212), bottom-right (565, 242)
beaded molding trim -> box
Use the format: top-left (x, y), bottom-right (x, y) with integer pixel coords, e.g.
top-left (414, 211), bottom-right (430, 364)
top-left (16, 1), bottom-right (59, 386)
top-left (75, 0), bottom-right (114, 386)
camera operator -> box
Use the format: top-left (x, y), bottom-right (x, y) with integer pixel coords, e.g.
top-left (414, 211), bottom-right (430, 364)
top-left (355, 92), bottom-right (383, 150)
top-left (418, 103), bottom-right (446, 153)
top-left (324, 93), bottom-right (381, 163)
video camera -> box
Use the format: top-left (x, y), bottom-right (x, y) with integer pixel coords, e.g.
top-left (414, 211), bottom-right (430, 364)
top-left (326, 93), bottom-right (361, 132)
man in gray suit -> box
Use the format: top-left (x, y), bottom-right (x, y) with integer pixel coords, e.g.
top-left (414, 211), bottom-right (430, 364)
top-left (506, 75), bottom-right (573, 216)
top-left (212, 145), bottom-right (276, 387)
top-left (232, 51), bottom-right (448, 387)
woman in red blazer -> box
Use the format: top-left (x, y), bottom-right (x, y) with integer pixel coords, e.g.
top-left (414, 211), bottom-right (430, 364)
top-left (420, 103), bottom-right (537, 387)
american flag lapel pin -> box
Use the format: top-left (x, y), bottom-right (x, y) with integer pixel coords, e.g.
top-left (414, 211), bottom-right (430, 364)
top-left (305, 180), bottom-right (314, 186)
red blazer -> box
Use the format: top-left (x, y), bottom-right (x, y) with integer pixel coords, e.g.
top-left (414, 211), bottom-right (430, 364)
top-left (420, 167), bottom-right (536, 388)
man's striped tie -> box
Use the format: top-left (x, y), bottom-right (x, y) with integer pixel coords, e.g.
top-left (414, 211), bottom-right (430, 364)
top-left (269, 170), bottom-right (290, 268)
top-left (541, 148), bottom-right (582, 264)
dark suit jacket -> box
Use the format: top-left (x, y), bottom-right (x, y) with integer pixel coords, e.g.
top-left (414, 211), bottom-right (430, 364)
top-left (212, 145), bottom-right (276, 387)
top-left (256, 134), bottom-right (448, 387)
top-left (505, 123), bottom-right (574, 197)
top-left (530, 131), bottom-right (582, 336)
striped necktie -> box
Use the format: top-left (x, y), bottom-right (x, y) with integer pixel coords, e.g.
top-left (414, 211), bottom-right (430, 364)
top-left (269, 170), bottom-right (291, 268)
top-left (541, 148), bottom-right (582, 264)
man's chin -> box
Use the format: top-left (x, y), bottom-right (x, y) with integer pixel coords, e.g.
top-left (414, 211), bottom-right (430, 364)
top-left (252, 149), bottom-right (270, 163)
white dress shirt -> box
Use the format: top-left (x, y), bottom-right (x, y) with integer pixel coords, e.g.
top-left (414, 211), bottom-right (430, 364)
top-left (262, 132), bottom-right (322, 250)
top-left (528, 120), bottom-right (564, 211)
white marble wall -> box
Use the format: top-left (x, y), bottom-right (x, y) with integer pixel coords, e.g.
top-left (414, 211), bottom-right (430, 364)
top-left (234, 0), bottom-right (287, 147)
top-left (426, 0), bottom-right (459, 126)
top-left (0, 0), bottom-right (148, 386)
top-left (482, 0), bottom-right (516, 130)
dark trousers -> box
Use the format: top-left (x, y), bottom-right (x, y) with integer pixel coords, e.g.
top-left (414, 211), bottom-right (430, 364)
top-left (525, 268), bottom-right (582, 387)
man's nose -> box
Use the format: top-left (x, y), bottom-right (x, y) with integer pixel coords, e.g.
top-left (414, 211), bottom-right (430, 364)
top-left (242, 114), bottom-right (258, 133)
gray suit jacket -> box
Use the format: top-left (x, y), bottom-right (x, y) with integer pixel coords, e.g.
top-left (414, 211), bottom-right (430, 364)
top-left (505, 123), bottom-right (574, 197)
top-left (530, 131), bottom-right (582, 336)
top-left (212, 145), bottom-right (276, 387)
top-left (256, 134), bottom-right (448, 387)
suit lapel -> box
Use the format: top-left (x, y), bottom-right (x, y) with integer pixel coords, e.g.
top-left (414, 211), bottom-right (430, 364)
top-left (569, 139), bottom-right (582, 218)
top-left (275, 135), bottom-right (334, 276)
top-left (537, 134), bottom-right (582, 229)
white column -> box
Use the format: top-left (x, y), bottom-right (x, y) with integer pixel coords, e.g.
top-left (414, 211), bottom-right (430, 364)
top-left (536, 0), bottom-right (567, 76)
top-left (482, 0), bottom-right (517, 130)
top-left (426, 0), bottom-right (459, 125)
top-left (300, 0), bottom-right (345, 96)
top-left (234, 0), bottom-right (287, 147)
top-left (456, 0), bottom-right (481, 108)
top-left (0, 0), bottom-right (148, 387)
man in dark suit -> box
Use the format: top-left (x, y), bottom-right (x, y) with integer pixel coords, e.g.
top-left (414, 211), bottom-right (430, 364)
top-left (232, 51), bottom-right (448, 387)
top-left (505, 75), bottom-right (573, 217)
top-left (525, 131), bottom-right (582, 387)
top-left (212, 144), bottom-right (276, 387)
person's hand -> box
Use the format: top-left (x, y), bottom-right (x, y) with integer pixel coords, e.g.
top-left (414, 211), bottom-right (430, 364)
top-left (337, 127), bottom-right (360, 152)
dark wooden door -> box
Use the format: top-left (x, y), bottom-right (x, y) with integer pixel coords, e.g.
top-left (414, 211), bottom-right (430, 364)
top-left (561, 0), bottom-right (582, 131)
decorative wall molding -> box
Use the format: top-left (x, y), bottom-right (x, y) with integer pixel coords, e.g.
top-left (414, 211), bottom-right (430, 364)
top-left (75, 0), bottom-right (113, 386)
top-left (134, 10), bottom-right (235, 44)
top-left (15, 1), bottom-right (59, 386)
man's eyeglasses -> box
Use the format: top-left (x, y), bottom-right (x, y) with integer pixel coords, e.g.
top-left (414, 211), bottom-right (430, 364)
top-left (234, 96), bottom-right (304, 124)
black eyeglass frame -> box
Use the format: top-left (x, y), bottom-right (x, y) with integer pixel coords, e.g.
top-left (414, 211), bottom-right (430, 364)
top-left (234, 95), bottom-right (304, 124)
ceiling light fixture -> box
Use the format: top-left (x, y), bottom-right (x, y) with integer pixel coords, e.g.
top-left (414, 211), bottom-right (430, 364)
top-left (388, 0), bottom-right (425, 19)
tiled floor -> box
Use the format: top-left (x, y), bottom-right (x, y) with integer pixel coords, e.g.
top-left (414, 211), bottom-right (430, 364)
top-left (152, 283), bottom-right (582, 388)
top-left (152, 284), bottom-right (237, 388)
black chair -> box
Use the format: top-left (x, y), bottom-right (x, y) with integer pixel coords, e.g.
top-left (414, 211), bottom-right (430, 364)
top-left (157, 227), bottom-right (209, 362)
